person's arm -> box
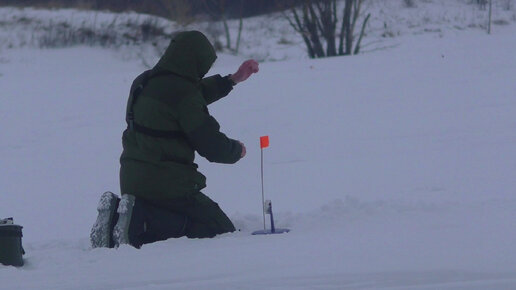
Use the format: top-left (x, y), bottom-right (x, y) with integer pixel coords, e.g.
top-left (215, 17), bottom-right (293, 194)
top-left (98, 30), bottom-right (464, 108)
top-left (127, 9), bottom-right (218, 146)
top-left (177, 94), bottom-right (244, 164)
top-left (200, 59), bottom-right (259, 105)
top-left (200, 75), bottom-right (234, 105)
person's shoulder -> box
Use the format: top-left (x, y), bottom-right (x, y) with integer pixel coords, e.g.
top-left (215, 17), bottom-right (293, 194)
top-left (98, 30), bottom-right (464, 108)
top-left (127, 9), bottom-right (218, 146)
top-left (148, 76), bottom-right (201, 106)
top-left (130, 70), bottom-right (153, 92)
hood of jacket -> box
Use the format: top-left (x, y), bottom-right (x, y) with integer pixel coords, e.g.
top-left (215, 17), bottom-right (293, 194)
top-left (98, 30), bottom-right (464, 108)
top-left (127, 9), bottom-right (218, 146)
top-left (154, 31), bottom-right (217, 82)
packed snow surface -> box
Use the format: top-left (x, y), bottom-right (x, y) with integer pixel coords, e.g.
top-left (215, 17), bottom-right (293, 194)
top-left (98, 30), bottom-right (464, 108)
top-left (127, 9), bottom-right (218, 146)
top-left (1, 6), bottom-right (516, 290)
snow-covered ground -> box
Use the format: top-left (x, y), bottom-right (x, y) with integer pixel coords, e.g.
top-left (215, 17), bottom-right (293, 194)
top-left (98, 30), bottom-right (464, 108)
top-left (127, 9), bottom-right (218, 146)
top-left (1, 1), bottom-right (516, 289)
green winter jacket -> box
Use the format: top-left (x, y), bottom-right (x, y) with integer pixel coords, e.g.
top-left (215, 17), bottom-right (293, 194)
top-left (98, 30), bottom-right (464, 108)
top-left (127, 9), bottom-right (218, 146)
top-left (120, 31), bottom-right (243, 200)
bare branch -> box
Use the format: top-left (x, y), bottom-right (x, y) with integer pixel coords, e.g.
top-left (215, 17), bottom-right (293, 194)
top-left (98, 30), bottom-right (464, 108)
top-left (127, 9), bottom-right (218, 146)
top-left (354, 12), bottom-right (370, 55)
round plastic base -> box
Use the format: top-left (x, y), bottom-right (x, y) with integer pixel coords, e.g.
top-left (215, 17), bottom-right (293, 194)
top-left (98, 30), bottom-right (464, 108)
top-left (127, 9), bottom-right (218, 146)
top-left (252, 228), bottom-right (290, 235)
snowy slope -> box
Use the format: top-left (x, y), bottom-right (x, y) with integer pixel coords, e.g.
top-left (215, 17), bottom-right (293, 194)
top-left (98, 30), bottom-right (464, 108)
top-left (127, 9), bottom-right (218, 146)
top-left (1, 7), bottom-right (516, 290)
top-left (2, 0), bottom-right (515, 63)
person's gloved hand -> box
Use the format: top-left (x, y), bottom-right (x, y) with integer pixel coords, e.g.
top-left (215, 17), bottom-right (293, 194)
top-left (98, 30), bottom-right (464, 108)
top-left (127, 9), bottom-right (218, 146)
top-left (238, 141), bottom-right (246, 158)
top-left (230, 60), bottom-right (259, 84)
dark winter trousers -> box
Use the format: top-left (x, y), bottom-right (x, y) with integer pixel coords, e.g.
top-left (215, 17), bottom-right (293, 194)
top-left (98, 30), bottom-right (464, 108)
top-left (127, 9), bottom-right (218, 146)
top-left (129, 192), bottom-right (235, 247)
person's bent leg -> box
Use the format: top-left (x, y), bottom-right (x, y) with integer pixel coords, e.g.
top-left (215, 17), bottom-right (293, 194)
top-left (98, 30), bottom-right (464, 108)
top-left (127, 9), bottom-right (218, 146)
top-left (131, 192), bottom-right (235, 244)
top-left (139, 201), bottom-right (188, 244)
top-left (181, 192), bottom-right (236, 238)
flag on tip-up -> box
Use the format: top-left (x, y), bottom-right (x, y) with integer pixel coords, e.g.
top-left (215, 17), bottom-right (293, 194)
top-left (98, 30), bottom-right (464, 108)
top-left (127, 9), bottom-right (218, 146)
top-left (260, 136), bottom-right (269, 149)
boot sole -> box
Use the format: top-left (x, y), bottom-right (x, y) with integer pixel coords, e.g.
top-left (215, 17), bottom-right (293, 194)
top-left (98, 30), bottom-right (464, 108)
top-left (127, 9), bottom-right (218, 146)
top-left (113, 194), bottom-right (135, 247)
top-left (90, 191), bottom-right (119, 248)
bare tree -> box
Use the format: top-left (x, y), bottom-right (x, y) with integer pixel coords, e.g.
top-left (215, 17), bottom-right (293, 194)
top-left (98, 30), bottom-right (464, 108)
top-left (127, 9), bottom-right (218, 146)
top-left (201, 0), bottom-right (244, 53)
top-left (488, 0), bottom-right (492, 34)
top-left (285, 0), bottom-right (370, 58)
top-left (472, 0), bottom-right (488, 10)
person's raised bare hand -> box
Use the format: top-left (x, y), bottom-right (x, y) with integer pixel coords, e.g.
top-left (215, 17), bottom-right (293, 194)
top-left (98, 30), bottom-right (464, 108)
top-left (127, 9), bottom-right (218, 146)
top-left (229, 60), bottom-right (259, 84)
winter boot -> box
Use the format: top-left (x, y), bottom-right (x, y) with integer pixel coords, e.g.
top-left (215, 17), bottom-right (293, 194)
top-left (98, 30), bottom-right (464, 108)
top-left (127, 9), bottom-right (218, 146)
top-left (113, 194), bottom-right (145, 248)
top-left (90, 191), bottom-right (120, 248)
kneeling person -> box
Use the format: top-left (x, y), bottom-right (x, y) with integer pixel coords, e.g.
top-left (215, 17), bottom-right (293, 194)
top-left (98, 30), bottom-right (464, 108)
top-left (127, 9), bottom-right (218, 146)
top-left (91, 31), bottom-right (259, 248)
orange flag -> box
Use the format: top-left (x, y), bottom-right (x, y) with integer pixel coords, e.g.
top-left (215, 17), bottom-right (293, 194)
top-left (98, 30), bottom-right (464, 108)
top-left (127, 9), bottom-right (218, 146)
top-left (260, 136), bottom-right (269, 149)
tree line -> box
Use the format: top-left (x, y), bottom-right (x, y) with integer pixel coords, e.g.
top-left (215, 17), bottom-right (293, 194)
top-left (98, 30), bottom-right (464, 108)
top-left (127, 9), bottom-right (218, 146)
top-left (0, 0), bottom-right (296, 19)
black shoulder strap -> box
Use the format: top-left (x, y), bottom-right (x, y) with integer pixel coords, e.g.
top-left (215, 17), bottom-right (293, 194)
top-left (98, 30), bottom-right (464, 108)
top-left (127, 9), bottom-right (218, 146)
top-left (126, 70), bottom-right (186, 139)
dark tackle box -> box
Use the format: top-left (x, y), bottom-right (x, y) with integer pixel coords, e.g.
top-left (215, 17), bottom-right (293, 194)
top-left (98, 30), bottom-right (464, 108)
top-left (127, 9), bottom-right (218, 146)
top-left (0, 218), bottom-right (25, 267)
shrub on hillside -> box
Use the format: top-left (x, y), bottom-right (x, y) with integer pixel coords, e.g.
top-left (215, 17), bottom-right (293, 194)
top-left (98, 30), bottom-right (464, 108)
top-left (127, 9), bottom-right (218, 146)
top-left (36, 17), bottom-right (170, 49)
top-left (403, 0), bottom-right (416, 8)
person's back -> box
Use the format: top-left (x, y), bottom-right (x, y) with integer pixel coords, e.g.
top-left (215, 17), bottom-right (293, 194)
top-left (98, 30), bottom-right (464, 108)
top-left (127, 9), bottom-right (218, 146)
top-left (121, 31), bottom-right (242, 200)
